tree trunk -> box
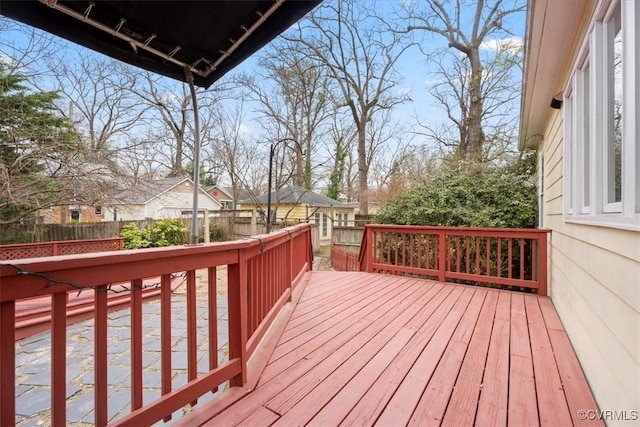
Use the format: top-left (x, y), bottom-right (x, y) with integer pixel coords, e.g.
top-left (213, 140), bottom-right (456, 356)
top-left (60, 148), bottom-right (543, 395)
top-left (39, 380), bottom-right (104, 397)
top-left (357, 121), bottom-right (368, 215)
top-left (467, 52), bottom-right (485, 158)
top-left (173, 135), bottom-right (183, 176)
top-left (294, 147), bottom-right (304, 187)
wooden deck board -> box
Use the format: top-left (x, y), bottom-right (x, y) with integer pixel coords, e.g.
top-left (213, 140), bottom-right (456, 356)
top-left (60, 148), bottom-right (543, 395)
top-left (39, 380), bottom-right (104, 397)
top-left (508, 293), bottom-right (539, 426)
top-left (188, 271), bottom-right (602, 427)
top-left (259, 277), bottom-right (425, 385)
top-left (408, 289), bottom-right (488, 426)
top-left (277, 275), bottom-right (406, 350)
top-left (475, 291), bottom-right (511, 426)
top-left (440, 290), bottom-right (498, 425)
top-left (525, 295), bottom-right (573, 426)
top-left (375, 287), bottom-right (476, 426)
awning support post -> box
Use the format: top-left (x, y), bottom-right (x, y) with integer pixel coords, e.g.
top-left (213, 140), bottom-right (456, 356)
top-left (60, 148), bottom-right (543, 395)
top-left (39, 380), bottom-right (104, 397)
top-left (185, 66), bottom-right (201, 245)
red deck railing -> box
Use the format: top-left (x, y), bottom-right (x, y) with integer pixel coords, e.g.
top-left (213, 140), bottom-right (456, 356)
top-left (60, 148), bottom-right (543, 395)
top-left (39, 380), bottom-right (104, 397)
top-left (357, 225), bottom-right (549, 295)
top-left (329, 244), bottom-right (359, 271)
top-left (0, 238), bottom-right (123, 260)
top-left (0, 224), bottom-right (313, 427)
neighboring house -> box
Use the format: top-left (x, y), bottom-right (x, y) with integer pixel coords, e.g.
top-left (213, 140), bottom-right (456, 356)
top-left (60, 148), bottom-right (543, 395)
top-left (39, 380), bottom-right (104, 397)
top-left (520, 0), bottom-right (639, 415)
top-left (345, 201), bottom-right (382, 216)
top-left (105, 177), bottom-right (221, 221)
top-left (206, 186), bottom-right (234, 210)
top-left (40, 204), bottom-right (105, 224)
top-left (38, 161), bottom-right (122, 224)
top-left (238, 185), bottom-right (356, 242)
top-left (206, 185), bottom-right (253, 210)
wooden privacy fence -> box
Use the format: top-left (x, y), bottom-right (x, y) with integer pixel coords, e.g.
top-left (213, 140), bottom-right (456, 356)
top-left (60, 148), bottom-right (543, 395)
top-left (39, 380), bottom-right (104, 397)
top-left (0, 224), bottom-right (313, 427)
top-left (0, 238), bottom-right (123, 260)
top-left (357, 225), bottom-right (550, 295)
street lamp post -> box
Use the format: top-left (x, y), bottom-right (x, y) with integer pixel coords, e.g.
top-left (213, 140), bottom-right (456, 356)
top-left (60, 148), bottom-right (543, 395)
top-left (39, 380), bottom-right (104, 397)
top-left (266, 138), bottom-right (303, 234)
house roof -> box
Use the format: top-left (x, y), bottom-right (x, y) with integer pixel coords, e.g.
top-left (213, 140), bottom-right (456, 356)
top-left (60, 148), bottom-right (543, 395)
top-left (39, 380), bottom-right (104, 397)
top-left (206, 186), bottom-right (254, 203)
top-left (223, 186), bottom-right (253, 202)
top-left (206, 185), bottom-right (233, 201)
top-left (0, 1), bottom-right (321, 88)
top-left (240, 185), bottom-right (350, 208)
top-left (518, 0), bottom-right (594, 150)
top-left (112, 177), bottom-right (216, 205)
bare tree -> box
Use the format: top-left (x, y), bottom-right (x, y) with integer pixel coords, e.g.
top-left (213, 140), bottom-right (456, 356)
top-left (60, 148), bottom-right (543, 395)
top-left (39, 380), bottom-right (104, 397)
top-left (368, 119), bottom-right (417, 193)
top-left (242, 46), bottom-right (333, 189)
top-left (208, 102), bottom-right (259, 205)
top-left (0, 18), bottom-right (61, 79)
top-left (134, 72), bottom-right (192, 176)
top-left (115, 130), bottom-right (170, 182)
top-left (284, 0), bottom-right (412, 214)
top-left (418, 41), bottom-right (522, 161)
top-left (53, 54), bottom-right (148, 154)
top-left (403, 0), bottom-right (526, 159)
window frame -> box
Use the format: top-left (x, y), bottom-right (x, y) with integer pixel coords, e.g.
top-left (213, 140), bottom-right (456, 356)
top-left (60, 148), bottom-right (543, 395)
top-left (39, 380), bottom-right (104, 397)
top-left (322, 213), bottom-right (328, 237)
top-left (562, 0), bottom-right (639, 231)
top-left (602, 1), bottom-right (623, 213)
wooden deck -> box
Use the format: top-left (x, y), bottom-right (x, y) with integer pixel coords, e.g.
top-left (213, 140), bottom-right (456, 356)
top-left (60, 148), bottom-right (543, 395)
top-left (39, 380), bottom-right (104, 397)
top-left (183, 271), bottom-right (602, 426)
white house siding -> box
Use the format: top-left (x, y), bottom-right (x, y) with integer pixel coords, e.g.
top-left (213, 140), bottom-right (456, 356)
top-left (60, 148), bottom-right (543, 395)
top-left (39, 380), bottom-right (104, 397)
top-left (104, 204), bottom-right (146, 221)
top-left (106, 181), bottom-right (221, 221)
top-left (541, 109), bottom-right (640, 417)
top-left (147, 190), bottom-right (220, 219)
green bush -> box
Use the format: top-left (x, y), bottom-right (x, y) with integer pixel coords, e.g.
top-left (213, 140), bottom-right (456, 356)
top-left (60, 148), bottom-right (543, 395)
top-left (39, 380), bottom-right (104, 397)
top-left (121, 219), bottom-right (187, 249)
top-left (209, 222), bottom-right (225, 242)
top-left (120, 223), bottom-right (152, 249)
top-left (375, 156), bottom-right (538, 229)
top-left (149, 219), bottom-right (187, 247)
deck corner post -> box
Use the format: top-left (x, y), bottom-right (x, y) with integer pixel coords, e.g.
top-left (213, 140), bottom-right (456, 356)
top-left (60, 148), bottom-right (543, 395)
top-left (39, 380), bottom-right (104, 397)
top-left (539, 231), bottom-right (549, 296)
top-left (287, 234), bottom-right (294, 302)
top-left (438, 230), bottom-right (446, 282)
top-left (228, 252), bottom-right (248, 386)
top-left (365, 226), bottom-right (374, 272)
top-left (307, 226), bottom-right (314, 272)
top-left (0, 301), bottom-right (16, 427)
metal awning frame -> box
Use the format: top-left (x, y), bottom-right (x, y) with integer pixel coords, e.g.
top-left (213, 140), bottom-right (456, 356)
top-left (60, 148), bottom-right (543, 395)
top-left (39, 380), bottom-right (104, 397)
top-left (40, 0), bottom-right (286, 81)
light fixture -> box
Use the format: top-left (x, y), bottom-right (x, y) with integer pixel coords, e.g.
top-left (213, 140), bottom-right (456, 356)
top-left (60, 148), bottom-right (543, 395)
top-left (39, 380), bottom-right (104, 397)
top-left (550, 91), bottom-right (563, 109)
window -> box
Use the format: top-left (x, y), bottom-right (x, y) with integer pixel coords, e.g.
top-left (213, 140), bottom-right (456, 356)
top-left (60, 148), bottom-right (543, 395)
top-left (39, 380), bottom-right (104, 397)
top-left (563, 0), bottom-right (639, 230)
top-left (605, 2), bottom-right (622, 210)
top-left (577, 59), bottom-right (590, 212)
top-left (322, 213), bottom-right (328, 237)
top-left (70, 210), bottom-right (80, 221)
top-left (314, 212), bottom-right (320, 225)
top-left (94, 205), bottom-right (102, 215)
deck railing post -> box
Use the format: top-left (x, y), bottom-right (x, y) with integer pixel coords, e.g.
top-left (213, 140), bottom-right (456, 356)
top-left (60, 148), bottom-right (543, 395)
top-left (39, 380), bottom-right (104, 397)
top-left (539, 231), bottom-right (548, 296)
top-left (52, 242), bottom-right (58, 256)
top-left (287, 232), bottom-right (294, 301)
top-left (308, 227), bottom-right (314, 270)
top-left (0, 301), bottom-right (16, 426)
top-left (228, 253), bottom-right (248, 386)
top-left (364, 226), bottom-right (373, 272)
top-left (438, 230), bottom-right (446, 282)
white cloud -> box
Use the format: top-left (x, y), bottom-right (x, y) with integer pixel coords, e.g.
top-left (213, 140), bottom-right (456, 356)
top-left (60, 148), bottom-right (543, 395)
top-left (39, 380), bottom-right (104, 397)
top-left (238, 123), bottom-right (253, 135)
top-left (397, 86), bottom-right (412, 97)
top-left (480, 36), bottom-right (523, 53)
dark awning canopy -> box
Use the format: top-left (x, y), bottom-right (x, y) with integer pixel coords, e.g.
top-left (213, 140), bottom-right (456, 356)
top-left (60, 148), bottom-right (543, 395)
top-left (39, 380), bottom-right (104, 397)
top-left (0, 0), bottom-right (321, 88)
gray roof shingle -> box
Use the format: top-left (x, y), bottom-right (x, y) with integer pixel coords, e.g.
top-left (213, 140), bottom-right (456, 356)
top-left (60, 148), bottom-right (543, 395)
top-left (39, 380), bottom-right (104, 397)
top-left (112, 177), bottom-right (188, 204)
top-left (239, 185), bottom-right (349, 208)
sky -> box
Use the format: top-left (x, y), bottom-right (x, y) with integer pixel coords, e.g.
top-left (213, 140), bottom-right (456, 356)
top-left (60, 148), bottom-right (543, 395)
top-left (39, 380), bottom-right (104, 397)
top-left (1, 0), bottom-right (527, 185)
